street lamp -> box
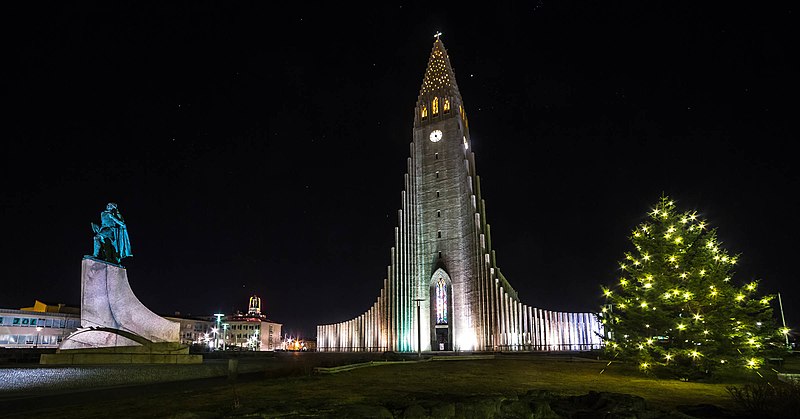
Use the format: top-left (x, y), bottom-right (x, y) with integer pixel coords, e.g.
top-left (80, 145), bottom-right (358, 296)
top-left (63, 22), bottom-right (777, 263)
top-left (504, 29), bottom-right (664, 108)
top-left (413, 298), bottom-right (425, 358)
top-left (213, 313), bottom-right (224, 350)
top-left (35, 326), bottom-right (43, 348)
top-left (222, 323), bottom-right (229, 351)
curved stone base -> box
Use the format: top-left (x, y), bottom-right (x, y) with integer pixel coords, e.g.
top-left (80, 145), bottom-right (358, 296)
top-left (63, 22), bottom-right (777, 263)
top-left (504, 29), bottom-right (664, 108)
top-left (58, 327), bottom-right (146, 350)
top-left (60, 331), bottom-right (142, 349)
top-left (80, 257), bottom-right (179, 344)
top-left (42, 327), bottom-right (201, 364)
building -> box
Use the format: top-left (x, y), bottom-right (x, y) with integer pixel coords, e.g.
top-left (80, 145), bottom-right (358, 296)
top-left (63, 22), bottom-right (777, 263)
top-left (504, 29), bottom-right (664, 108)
top-left (165, 296), bottom-right (283, 351)
top-left (219, 295), bottom-right (283, 351)
top-left (317, 38), bottom-right (603, 352)
top-left (162, 314), bottom-right (215, 347)
top-left (0, 300), bottom-right (80, 348)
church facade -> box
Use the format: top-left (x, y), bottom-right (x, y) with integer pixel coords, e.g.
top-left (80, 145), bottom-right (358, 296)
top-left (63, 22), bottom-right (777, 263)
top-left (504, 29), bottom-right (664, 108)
top-left (317, 39), bottom-right (603, 352)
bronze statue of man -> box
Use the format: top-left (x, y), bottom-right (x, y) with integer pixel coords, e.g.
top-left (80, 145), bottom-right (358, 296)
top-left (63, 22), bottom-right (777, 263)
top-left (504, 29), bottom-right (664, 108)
top-left (92, 202), bottom-right (132, 264)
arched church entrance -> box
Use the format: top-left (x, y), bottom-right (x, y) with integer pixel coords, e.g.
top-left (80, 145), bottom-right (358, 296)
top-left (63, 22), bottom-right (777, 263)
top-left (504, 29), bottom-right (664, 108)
top-left (429, 268), bottom-right (453, 351)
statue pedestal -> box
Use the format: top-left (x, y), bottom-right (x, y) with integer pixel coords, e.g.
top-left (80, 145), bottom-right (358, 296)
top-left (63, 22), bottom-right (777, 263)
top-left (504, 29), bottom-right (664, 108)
top-left (41, 258), bottom-right (200, 364)
top-left (40, 341), bottom-right (201, 365)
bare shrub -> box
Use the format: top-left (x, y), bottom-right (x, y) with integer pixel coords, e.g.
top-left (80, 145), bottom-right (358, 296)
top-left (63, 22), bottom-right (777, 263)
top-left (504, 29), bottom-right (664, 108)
top-left (726, 381), bottom-right (800, 418)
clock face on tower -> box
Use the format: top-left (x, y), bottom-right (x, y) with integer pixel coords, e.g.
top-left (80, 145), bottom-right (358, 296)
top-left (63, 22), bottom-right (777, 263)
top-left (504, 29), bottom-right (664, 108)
top-left (429, 129), bottom-right (443, 142)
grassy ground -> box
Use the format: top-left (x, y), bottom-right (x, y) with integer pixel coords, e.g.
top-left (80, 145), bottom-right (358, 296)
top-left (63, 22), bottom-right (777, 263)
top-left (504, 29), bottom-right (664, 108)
top-left (7, 354), bottom-right (786, 418)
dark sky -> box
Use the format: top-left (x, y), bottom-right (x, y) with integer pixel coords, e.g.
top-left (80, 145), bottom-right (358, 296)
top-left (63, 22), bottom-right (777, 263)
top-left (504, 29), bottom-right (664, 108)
top-left (2, 2), bottom-right (796, 338)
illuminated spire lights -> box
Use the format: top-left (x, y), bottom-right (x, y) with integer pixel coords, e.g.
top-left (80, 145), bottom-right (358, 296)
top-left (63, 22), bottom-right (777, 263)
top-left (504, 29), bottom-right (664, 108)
top-left (419, 38), bottom-right (461, 99)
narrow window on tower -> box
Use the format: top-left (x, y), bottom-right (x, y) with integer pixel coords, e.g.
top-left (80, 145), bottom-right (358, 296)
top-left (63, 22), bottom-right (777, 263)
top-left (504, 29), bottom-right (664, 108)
top-left (436, 191), bottom-right (440, 198)
top-left (437, 210), bottom-right (441, 218)
top-left (435, 171), bottom-right (439, 178)
top-left (435, 152), bottom-right (439, 160)
top-left (444, 98), bottom-right (451, 113)
top-left (437, 231), bottom-right (442, 238)
top-left (432, 97), bottom-right (439, 115)
top-left (436, 276), bottom-right (447, 324)
top-left (438, 251), bottom-right (442, 259)
top-left (421, 105), bottom-right (428, 119)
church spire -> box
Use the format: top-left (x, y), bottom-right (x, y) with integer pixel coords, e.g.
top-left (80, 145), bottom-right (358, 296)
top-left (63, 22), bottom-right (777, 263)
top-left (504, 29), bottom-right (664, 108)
top-left (416, 35), bottom-right (464, 126)
top-left (419, 35), bottom-right (461, 99)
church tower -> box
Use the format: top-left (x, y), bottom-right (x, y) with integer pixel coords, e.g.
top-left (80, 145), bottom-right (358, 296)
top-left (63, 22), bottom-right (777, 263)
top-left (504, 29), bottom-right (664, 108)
top-left (317, 37), bottom-right (602, 352)
top-left (412, 37), bottom-right (480, 351)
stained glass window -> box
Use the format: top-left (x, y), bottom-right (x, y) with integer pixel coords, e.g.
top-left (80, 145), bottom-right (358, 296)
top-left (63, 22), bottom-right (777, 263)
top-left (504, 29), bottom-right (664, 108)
top-left (436, 277), bottom-right (448, 324)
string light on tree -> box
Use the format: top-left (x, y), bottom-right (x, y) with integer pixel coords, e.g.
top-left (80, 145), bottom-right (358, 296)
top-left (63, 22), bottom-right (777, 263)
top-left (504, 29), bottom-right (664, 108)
top-left (600, 196), bottom-right (786, 379)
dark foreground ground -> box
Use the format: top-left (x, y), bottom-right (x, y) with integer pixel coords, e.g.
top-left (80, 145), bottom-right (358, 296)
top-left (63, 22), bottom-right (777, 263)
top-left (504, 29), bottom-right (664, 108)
top-left (1, 351), bottom-right (797, 418)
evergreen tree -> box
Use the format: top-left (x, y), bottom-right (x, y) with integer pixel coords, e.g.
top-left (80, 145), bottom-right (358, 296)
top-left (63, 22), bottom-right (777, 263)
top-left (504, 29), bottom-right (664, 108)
top-left (601, 196), bottom-right (784, 379)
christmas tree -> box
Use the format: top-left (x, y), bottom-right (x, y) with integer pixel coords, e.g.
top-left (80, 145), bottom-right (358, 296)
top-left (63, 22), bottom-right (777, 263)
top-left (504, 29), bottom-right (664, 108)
top-left (601, 196), bottom-right (785, 379)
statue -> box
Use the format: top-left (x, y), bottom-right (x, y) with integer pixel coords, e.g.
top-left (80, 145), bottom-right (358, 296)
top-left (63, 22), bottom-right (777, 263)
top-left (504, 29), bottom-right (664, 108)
top-left (91, 202), bottom-right (132, 265)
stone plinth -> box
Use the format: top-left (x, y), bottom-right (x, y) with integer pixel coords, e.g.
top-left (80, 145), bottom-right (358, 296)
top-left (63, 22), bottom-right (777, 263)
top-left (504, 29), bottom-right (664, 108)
top-left (66, 257), bottom-right (179, 348)
top-left (43, 258), bottom-right (191, 364)
top-left (40, 341), bottom-right (202, 365)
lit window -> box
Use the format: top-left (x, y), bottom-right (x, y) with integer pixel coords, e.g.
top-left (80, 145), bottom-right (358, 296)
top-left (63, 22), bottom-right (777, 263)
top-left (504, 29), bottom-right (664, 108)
top-left (432, 97), bottom-right (439, 115)
top-left (436, 276), bottom-right (448, 324)
top-left (443, 98), bottom-right (450, 113)
top-left (421, 105), bottom-right (428, 119)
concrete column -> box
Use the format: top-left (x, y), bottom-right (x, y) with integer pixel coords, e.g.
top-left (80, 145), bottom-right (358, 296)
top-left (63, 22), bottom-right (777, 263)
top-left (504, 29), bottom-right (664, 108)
top-left (398, 206), bottom-right (406, 351)
top-left (523, 306), bottom-right (529, 348)
top-left (581, 313), bottom-right (589, 347)
top-left (387, 259), bottom-right (395, 351)
top-left (512, 300), bottom-right (518, 348)
top-left (528, 306), bottom-right (534, 348)
top-left (567, 313), bottom-right (574, 350)
top-left (493, 283), bottom-right (500, 348)
top-left (519, 302), bottom-right (523, 348)
top-left (544, 310), bottom-right (552, 350)
top-left (505, 293), bottom-right (511, 348)
top-left (316, 326), bottom-right (321, 350)
top-left (383, 280), bottom-right (389, 350)
top-left (510, 300), bottom-right (516, 349)
top-left (372, 305), bottom-right (376, 350)
top-left (498, 287), bottom-right (505, 347)
top-left (366, 309), bottom-right (371, 351)
top-left (504, 291), bottom-right (511, 347)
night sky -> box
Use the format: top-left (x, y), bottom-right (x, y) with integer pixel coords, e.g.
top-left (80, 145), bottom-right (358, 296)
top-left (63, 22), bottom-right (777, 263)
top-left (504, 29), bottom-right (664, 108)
top-left (2, 2), bottom-right (796, 338)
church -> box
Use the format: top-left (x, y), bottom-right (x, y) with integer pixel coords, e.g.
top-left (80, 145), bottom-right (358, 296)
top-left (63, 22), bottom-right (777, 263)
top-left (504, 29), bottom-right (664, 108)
top-left (317, 38), bottom-right (603, 352)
